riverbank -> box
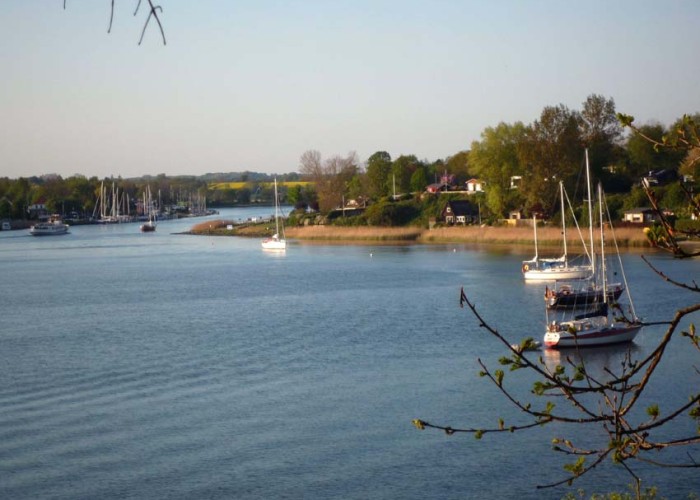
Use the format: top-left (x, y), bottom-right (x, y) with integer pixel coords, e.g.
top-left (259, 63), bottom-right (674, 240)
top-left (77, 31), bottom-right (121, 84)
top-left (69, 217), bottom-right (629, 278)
top-left (188, 220), bottom-right (652, 248)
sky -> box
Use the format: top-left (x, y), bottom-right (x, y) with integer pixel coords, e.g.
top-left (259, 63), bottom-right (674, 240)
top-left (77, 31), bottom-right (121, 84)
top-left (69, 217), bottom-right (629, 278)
top-left (1, 1), bottom-right (699, 179)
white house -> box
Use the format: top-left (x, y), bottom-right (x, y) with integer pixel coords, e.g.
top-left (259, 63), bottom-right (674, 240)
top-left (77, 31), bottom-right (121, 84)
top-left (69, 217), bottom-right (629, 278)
top-left (465, 178), bottom-right (484, 193)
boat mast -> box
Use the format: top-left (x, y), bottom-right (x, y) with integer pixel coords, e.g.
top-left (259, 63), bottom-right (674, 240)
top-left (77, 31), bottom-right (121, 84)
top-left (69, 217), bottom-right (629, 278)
top-left (274, 178), bottom-right (280, 237)
top-left (533, 215), bottom-right (538, 262)
top-left (598, 182), bottom-right (607, 301)
top-left (559, 181), bottom-right (568, 267)
top-left (585, 149), bottom-right (596, 277)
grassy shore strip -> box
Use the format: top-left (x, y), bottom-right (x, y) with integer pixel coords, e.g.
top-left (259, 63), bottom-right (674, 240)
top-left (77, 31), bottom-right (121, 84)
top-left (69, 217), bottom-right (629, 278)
top-left (188, 220), bottom-right (652, 247)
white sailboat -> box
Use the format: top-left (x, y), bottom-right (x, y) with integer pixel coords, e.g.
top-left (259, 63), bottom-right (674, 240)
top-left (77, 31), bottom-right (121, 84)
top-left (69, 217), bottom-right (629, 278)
top-left (543, 155), bottom-right (642, 348)
top-left (140, 185), bottom-right (156, 232)
top-left (261, 178), bottom-right (286, 250)
top-left (522, 181), bottom-right (592, 281)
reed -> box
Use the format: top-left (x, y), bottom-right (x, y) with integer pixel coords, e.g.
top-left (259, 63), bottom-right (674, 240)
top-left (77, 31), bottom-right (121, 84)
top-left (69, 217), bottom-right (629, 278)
top-left (188, 220), bottom-right (652, 247)
top-left (286, 226), bottom-right (423, 241)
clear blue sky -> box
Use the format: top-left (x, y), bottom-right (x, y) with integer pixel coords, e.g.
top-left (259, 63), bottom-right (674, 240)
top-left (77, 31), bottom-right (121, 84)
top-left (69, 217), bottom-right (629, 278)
top-left (1, 1), bottom-right (698, 179)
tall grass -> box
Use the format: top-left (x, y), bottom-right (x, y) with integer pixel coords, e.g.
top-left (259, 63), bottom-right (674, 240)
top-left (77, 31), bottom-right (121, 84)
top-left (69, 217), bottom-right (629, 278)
top-left (188, 220), bottom-right (651, 247)
top-left (287, 225), bottom-right (650, 247)
top-left (286, 226), bottom-right (423, 241)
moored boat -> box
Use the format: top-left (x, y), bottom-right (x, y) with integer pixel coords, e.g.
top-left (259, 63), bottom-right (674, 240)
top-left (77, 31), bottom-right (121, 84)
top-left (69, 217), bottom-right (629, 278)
top-left (543, 157), bottom-right (642, 349)
top-left (261, 178), bottom-right (286, 250)
top-left (522, 181), bottom-right (592, 282)
top-left (545, 281), bottom-right (624, 309)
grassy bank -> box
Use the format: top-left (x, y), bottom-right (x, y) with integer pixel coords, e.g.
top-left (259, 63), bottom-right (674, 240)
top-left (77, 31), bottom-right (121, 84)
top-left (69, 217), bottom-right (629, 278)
top-left (188, 220), bottom-right (652, 247)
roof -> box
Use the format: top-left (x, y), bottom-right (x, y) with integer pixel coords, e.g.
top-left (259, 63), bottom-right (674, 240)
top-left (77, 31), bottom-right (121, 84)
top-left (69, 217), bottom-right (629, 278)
top-left (623, 207), bottom-right (654, 214)
top-left (445, 200), bottom-right (477, 216)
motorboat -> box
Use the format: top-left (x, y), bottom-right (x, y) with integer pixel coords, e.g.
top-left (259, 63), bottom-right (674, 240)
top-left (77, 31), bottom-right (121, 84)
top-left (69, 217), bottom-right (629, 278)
top-left (29, 219), bottom-right (69, 236)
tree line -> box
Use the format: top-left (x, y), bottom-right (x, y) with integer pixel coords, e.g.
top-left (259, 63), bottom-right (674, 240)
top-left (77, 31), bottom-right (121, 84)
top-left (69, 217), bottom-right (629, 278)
top-left (298, 94), bottom-right (699, 223)
top-left (2, 95), bottom-right (697, 224)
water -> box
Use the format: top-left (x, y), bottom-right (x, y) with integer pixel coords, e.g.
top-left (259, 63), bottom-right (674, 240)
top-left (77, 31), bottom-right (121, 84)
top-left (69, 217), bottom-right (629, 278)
top-left (0, 209), bottom-right (698, 499)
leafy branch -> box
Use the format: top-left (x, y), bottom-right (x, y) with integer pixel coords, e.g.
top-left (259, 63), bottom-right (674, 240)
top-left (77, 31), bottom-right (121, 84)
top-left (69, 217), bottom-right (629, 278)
top-left (413, 284), bottom-right (699, 494)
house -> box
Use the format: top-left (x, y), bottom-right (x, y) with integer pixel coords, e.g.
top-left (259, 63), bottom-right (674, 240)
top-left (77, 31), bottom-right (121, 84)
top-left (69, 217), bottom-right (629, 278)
top-left (27, 199), bottom-right (48, 219)
top-left (623, 208), bottom-right (655, 224)
top-left (441, 200), bottom-right (478, 225)
top-left (465, 178), bottom-right (484, 193)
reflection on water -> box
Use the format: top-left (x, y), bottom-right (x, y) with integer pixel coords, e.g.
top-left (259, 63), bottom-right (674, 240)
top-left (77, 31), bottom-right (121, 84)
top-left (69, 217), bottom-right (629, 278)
top-left (542, 343), bottom-right (642, 377)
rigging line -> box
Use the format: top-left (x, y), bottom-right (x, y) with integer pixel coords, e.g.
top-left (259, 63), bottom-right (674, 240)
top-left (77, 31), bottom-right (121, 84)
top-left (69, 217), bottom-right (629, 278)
top-left (603, 190), bottom-right (637, 320)
top-left (563, 186), bottom-right (593, 263)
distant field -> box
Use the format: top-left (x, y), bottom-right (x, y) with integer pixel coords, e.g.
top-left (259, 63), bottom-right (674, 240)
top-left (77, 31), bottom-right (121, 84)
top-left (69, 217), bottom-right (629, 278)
top-left (209, 181), bottom-right (312, 190)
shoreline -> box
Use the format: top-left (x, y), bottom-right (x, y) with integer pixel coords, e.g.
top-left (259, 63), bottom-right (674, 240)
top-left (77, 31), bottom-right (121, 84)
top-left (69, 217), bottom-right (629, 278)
top-left (187, 220), bottom-right (653, 248)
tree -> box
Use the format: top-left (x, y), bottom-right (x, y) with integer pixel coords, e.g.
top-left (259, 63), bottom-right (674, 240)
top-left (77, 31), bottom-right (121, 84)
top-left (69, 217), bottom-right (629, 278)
top-left (390, 155), bottom-right (420, 197)
top-left (366, 151), bottom-right (392, 199)
top-left (518, 105), bottom-right (583, 215)
top-left (410, 166), bottom-right (429, 194)
top-left (580, 95), bottom-right (625, 190)
top-left (299, 150), bottom-right (358, 212)
top-left (469, 122), bottom-right (527, 217)
top-left (444, 151), bottom-right (471, 184)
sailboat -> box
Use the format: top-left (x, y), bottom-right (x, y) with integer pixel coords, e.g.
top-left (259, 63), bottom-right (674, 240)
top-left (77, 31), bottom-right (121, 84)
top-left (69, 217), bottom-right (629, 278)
top-left (522, 181), bottom-right (592, 281)
top-left (543, 155), bottom-right (642, 348)
top-left (544, 280), bottom-right (624, 309)
top-left (261, 178), bottom-right (286, 250)
top-left (140, 185), bottom-right (157, 232)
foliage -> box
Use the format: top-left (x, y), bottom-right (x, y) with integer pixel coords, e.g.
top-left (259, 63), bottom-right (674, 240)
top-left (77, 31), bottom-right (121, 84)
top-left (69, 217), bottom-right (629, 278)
top-left (363, 200), bottom-right (417, 226)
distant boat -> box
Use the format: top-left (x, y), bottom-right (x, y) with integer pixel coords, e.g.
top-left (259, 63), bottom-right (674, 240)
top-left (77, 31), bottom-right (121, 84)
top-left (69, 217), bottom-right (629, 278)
top-left (543, 154), bottom-right (642, 348)
top-left (261, 178), bottom-right (286, 250)
top-left (29, 218), bottom-right (69, 236)
top-left (140, 185), bottom-right (157, 233)
top-left (522, 181), bottom-right (592, 281)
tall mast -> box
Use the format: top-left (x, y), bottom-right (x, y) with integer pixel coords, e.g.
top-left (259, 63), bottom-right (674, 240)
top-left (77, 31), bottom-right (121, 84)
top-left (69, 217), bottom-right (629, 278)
top-left (598, 183), bottom-right (607, 300)
top-left (585, 149), bottom-right (595, 277)
top-left (274, 178), bottom-right (280, 237)
top-left (533, 215), bottom-right (538, 261)
top-left (560, 181), bottom-right (568, 267)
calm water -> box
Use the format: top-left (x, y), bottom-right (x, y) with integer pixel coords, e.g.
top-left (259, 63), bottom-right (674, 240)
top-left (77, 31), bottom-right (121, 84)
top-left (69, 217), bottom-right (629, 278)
top-left (0, 208), bottom-right (698, 499)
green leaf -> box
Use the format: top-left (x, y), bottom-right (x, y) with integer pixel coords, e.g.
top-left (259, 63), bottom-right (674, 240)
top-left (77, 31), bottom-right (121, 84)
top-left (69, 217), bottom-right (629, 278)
top-left (646, 404), bottom-right (660, 419)
top-left (495, 369), bottom-right (504, 387)
top-left (563, 456), bottom-right (586, 476)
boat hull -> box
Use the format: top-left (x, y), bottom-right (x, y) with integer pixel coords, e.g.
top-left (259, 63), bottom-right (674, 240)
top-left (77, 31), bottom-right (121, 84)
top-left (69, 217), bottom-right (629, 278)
top-left (261, 238), bottom-right (286, 250)
top-left (546, 284), bottom-right (624, 309)
top-left (544, 324), bottom-right (642, 348)
top-left (523, 267), bottom-right (590, 281)
top-left (29, 224), bottom-right (69, 236)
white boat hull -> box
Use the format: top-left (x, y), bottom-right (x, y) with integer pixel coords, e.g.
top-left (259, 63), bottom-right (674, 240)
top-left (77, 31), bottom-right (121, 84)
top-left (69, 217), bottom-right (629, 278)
top-left (523, 267), bottom-right (590, 281)
top-left (29, 223), bottom-right (69, 236)
top-left (544, 324), bottom-right (642, 348)
top-left (261, 238), bottom-right (286, 250)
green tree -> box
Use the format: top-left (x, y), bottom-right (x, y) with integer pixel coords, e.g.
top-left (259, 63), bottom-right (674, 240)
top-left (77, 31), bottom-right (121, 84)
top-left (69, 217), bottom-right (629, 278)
top-left (580, 94), bottom-right (624, 188)
top-left (519, 105), bottom-right (583, 215)
top-left (410, 165), bottom-right (429, 194)
top-left (444, 151), bottom-right (471, 184)
top-left (390, 155), bottom-right (420, 197)
top-left (366, 151), bottom-right (392, 199)
top-left (469, 122), bottom-right (527, 217)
